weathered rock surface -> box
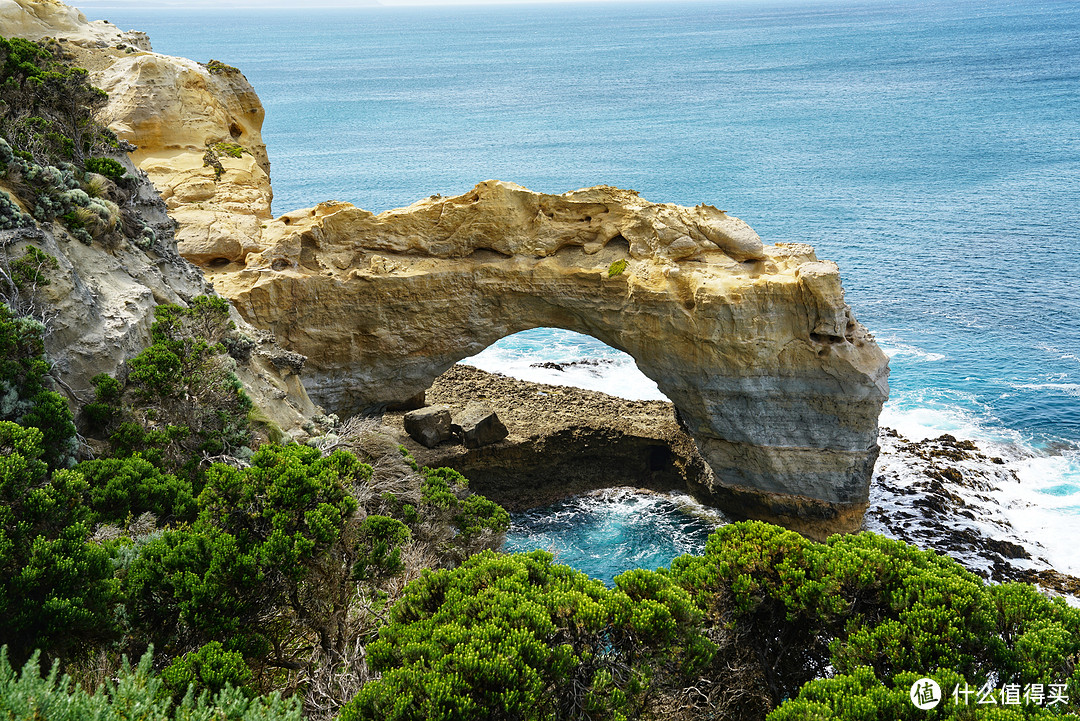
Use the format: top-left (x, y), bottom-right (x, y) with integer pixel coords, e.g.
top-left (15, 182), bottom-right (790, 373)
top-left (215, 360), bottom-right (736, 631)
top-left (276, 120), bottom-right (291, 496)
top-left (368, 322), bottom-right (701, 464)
top-left (0, 0), bottom-right (149, 49)
top-left (0, 0), bottom-right (316, 436)
top-left (0, 156), bottom-right (316, 436)
top-left (452, 402), bottom-right (508, 449)
top-left (403, 405), bottom-right (452, 448)
top-left (3, 1), bottom-right (891, 533)
top-left (211, 181), bottom-right (890, 534)
top-left (390, 365), bottom-right (713, 514)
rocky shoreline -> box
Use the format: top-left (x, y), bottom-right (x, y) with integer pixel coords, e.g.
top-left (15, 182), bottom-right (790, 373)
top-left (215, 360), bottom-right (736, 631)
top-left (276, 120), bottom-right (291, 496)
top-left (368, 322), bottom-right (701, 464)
top-left (387, 365), bottom-right (1080, 601)
top-left (386, 364), bottom-right (711, 512)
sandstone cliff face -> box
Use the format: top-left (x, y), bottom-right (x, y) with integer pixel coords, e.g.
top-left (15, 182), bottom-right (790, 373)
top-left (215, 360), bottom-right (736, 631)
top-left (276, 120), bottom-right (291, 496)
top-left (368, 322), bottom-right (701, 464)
top-left (209, 181), bottom-right (890, 533)
top-left (92, 54), bottom-right (273, 266)
top-left (0, 156), bottom-right (317, 437)
top-left (0, 1), bottom-right (316, 436)
top-left (0, 0), bottom-right (149, 49)
top-left (1, 0), bottom-right (273, 268)
top-left (3, 0), bottom-right (890, 532)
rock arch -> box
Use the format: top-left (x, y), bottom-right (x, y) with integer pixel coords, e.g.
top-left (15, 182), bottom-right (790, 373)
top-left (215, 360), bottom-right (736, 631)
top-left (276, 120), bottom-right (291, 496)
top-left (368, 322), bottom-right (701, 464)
top-left (209, 181), bottom-right (890, 535)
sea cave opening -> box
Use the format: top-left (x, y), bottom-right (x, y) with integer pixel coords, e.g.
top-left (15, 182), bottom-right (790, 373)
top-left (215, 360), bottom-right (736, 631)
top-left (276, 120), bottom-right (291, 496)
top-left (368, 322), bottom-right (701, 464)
top-left (405, 327), bottom-right (724, 583)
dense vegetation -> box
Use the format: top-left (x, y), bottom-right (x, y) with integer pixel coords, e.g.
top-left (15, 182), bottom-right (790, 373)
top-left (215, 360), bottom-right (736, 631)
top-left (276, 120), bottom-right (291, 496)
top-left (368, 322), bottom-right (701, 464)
top-left (0, 35), bottom-right (156, 248)
top-left (0, 31), bottom-right (1077, 721)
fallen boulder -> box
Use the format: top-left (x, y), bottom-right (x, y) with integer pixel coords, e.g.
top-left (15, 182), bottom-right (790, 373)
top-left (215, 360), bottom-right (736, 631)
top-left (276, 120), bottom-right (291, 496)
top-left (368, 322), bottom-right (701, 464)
top-left (404, 405), bottom-right (452, 448)
top-left (452, 402), bottom-right (509, 449)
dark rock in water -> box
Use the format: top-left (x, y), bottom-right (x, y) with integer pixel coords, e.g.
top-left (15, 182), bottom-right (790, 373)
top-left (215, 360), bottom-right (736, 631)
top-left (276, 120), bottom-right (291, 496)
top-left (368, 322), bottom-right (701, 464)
top-left (529, 359), bottom-right (615, 374)
top-left (404, 405), bottom-right (452, 448)
top-left (452, 402), bottom-right (508, 449)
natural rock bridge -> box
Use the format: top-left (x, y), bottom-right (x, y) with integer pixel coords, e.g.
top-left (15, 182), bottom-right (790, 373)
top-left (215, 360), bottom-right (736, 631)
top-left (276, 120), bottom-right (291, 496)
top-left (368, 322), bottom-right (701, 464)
top-left (208, 181), bottom-right (890, 535)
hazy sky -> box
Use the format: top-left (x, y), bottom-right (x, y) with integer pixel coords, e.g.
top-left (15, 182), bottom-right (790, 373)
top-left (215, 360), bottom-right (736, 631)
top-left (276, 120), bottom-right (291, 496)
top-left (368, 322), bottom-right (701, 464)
top-left (76, 0), bottom-right (659, 7)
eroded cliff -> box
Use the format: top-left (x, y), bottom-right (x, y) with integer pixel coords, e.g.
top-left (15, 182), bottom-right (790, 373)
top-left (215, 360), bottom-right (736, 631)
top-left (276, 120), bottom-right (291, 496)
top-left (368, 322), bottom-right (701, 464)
top-left (0, 0), bottom-right (316, 436)
top-left (2, 0), bottom-right (890, 533)
top-left (208, 181), bottom-right (890, 534)
top-left (1, 0), bottom-right (273, 266)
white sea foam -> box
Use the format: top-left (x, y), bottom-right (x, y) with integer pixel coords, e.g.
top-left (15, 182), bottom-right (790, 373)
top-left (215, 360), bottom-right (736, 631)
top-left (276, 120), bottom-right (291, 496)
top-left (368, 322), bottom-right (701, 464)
top-left (461, 329), bottom-right (668, 401)
top-left (471, 330), bottom-right (1080, 584)
top-left (878, 341), bottom-right (947, 363)
top-left (1010, 382), bottom-right (1080, 397)
top-left (877, 395), bottom-right (1080, 579)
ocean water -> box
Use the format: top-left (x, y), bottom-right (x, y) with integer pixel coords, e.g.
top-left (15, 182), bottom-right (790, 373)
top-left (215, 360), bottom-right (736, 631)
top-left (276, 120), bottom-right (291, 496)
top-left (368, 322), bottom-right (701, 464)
top-left (86, 0), bottom-right (1080, 577)
top-left (503, 489), bottom-right (724, 586)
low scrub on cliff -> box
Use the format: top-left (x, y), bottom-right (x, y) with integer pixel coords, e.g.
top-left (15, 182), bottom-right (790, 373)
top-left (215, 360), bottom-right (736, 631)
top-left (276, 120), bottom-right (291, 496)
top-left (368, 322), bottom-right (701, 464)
top-left (0, 36), bottom-right (117, 167)
top-left (334, 521), bottom-right (1079, 721)
top-left (0, 36), bottom-right (157, 249)
top-left (84, 295), bottom-right (256, 475)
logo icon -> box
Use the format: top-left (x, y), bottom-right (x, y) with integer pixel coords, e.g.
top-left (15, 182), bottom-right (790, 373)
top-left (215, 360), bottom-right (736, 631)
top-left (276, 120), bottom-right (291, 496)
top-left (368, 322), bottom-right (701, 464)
top-left (910, 678), bottom-right (942, 709)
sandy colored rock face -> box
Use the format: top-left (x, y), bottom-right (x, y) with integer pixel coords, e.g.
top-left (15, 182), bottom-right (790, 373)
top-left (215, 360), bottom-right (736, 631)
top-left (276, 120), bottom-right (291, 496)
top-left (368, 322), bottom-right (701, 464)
top-left (1, 0), bottom-right (274, 268)
top-left (211, 181), bottom-right (890, 531)
top-left (0, 0), bottom-right (149, 49)
top-left (0, 1), bottom-right (315, 436)
top-left (92, 52), bottom-right (273, 267)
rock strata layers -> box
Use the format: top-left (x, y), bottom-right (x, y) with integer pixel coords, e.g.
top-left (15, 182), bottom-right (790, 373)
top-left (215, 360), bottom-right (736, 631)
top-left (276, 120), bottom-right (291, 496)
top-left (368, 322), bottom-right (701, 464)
top-left (210, 181), bottom-right (890, 534)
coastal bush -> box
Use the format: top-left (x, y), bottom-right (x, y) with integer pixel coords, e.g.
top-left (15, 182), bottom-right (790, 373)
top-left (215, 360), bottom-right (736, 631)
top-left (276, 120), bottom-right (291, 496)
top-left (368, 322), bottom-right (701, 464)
top-left (0, 648), bottom-right (302, 721)
top-left (0, 422), bottom-right (118, 666)
top-left (84, 156), bottom-right (127, 183)
top-left (125, 444), bottom-right (365, 665)
top-left (662, 521), bottom-right (1080, 719)
top-left (160, 641), bottom-right (254, 703)
top-left (608, 258), bottom-right (628, 277)
top-left (415, 466), bottom-right (511, 560)
top-left (0, 301), bottom-right (77, 469)
top-left (339, 550), bottom-right (710, 721)
top-left (0, 36), bottom-right (117, 166)
top-left (76, 455), bottom-right (197, 525)
top-left (0, 189), bottom-right (32, 229)
top-left (85, 296), bottom-right (256, 473)
top-left (352, 514), bottom-right (411, 581)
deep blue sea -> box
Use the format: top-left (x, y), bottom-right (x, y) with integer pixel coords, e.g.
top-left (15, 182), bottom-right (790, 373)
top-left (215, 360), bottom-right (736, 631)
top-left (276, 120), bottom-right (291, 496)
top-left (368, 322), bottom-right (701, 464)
top-left (86, 0), bottom-right (1080, 577)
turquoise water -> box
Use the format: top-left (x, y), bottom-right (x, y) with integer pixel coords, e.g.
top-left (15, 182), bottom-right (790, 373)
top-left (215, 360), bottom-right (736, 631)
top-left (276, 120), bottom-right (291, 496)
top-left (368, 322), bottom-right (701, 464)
top-left (87, 0), bottom-right (1080, 575)
top-left (503, 489), bottom-right (722, 586)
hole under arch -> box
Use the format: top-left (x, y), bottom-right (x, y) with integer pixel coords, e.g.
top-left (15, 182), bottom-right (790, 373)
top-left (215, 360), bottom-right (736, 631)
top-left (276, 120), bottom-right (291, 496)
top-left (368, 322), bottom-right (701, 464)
top-left (458, 327), bottom-right (669, 402)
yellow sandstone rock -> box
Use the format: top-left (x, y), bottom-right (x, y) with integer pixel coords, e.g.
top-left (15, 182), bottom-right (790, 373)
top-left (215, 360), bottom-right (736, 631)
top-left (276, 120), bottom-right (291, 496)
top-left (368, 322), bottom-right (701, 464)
top-left (210, 181), bottom-right (891, 534)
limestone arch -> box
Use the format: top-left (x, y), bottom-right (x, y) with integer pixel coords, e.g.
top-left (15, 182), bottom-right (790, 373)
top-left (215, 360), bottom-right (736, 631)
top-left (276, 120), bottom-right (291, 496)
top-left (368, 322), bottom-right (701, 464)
top-left (213, 182), bottom-right (890, 535)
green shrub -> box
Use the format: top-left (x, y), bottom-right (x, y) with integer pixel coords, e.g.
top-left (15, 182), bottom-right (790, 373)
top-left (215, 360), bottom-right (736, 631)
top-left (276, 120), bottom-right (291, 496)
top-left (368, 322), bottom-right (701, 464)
top-left (160, 641), bottom-right (253, 703)
top-left (0, 647), bottom-right (301, 721)
top-left (0, 36), bottom-right (116, 166)
top-left (205, 59), bottom-right (239, 75)
top-left (86, 296), bottom-right (256, 473)
top-left (353, 514), bottom-right (411, 580)
top-left (76, 455), bottom-right (197, 525)
top-left (0, 188), bottom-right (32, 229)
top-left (0, 302), bottom-right (77, 469)
top-left (455, 493), bottom-right (510, 540)
top-left (421, 466), bottom-right (467, 509)
top-left (125, 444), bottom-right (366, 661)
top-left (340, 550), bottom-right (708, 721)
top-left (0, 422), bottom-right (118, 666)
top-left (664, 521), bottom-right (1080, 719)
top-left (608, 259), bottom-right (627, 277)
top-left (84, 156), bottom-right (126, 182)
